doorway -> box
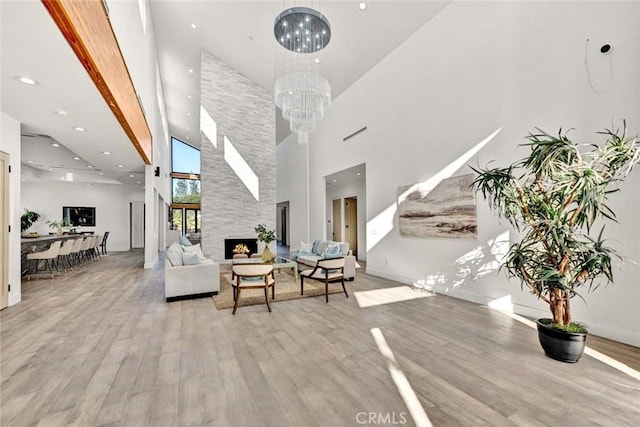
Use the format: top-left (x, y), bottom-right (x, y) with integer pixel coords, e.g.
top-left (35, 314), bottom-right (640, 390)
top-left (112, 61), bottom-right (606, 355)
top-left (1, 151), bottom-right (9, 309)
top-left (276, 201), bottom-right (290, 246)
top-left (332, 199), bottom-right (342, 241)
top-left (130, 201), bottom-right (145, 249)
top-left (344, 197), bottom-right (358, 258)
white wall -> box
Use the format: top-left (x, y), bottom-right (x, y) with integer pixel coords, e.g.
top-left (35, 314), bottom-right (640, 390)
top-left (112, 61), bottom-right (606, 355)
top-left (0, 112), bottom-right (22, 305)
top-left (21, 181), bottom-right (144, 251)
top-left (279, 2), bottom-right (640, 345)
top-left (107, 0), bottom-right (171, 268)
top-left (276, 134), bottom-right (310, 249)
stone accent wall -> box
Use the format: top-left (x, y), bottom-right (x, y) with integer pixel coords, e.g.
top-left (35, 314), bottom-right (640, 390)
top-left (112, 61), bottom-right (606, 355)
top-left (200, 50), bottom-right (276, 259)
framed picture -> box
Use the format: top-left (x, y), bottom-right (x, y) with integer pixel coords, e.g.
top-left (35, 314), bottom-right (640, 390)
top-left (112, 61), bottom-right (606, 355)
top-left (398, 174), bottom-right (477, 239)
top-left (63, 206), bottom-right (96, 227)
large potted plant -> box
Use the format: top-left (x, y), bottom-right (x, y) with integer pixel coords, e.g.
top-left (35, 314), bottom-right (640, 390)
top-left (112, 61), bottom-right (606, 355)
top-left (471, 123), bottom-right (639, 362)
top-left (21, 209), bottom-right (40, 236)
top-left (255, 223), bottom-right (276, 262)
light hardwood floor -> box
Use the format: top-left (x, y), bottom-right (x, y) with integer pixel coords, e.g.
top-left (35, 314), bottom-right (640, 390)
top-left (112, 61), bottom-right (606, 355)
top-left (1, 250), bottom-right (639, 426)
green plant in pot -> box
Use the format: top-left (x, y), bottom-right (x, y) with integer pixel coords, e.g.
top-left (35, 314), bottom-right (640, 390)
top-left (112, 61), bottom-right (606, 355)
top-left (471, 122), bottom-right (639, 363)
top-left (46, 219), bottom-right (70, 236)
top-left (255, 223), bottom-right (276, 262)
top-left (21, 209), bottom-right (41, 235)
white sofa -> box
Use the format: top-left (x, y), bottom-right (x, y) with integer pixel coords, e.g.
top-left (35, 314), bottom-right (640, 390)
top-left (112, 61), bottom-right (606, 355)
top-left (164, 242), bottom-right (220, 301)
top-left (291, 240), bottom-right (358, 280)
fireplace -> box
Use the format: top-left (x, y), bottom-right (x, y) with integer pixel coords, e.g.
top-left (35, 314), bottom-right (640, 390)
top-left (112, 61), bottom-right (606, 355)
top-left (224, 238), bottom-right (258, 259)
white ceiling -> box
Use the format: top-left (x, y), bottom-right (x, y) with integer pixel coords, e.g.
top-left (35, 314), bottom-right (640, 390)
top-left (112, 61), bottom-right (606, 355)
top-left (0, 1), bottom-right (145, 187)
top-left (0, 1), bottom-right (449, 186)
top-left (150, 0), bottom-right (451, 145)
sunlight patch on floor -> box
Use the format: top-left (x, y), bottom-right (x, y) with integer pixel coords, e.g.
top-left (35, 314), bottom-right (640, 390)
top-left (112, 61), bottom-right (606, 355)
top-left (488, 300), bottom-right (640, 381)
top-left (354, 286), bottom-right (434, 308)
top-left (371, 328), bottom-right (434, 427)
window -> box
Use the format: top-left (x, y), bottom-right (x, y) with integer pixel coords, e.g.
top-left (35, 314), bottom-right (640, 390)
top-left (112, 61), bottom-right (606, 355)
top-left (170, 137), bottom-right (201, 236)
top-left (172, 137), bottom-right (201, 174)
top-left (172, 178), bottom-right (201, 204)
top-left (171, 208), bottom-right (183, 231)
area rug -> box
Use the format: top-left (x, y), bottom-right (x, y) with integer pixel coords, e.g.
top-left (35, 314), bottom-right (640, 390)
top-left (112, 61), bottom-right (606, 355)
top-left (213, 270), bottom-right (345, 310)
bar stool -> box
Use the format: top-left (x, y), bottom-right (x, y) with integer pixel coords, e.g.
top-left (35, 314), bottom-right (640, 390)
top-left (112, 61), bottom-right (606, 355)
top-left (100, 231), bottom-right (110, 255)
top-left (69, 237), bottom-right (84, 268)
top-left (56, 239), bottom-right (76, 272)
top-left (79, 237), bottom-right (93, 263)
top-left (92, 235), bottom-right (102, 259)
top-left (27, 240), bottom-right (62, 280)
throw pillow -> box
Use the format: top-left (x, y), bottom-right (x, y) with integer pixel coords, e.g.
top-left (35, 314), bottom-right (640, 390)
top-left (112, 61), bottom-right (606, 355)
top-left (166, 243), bottom-right (184, 266)
top-left (183, 243), bottom-right (206, 261)
top-left (182, 252), bottom-right (201, 265)
top-left (323, 243), bottom-right (341, 259)
top-left (316, 240), bottom-right (329, 257)
top-left (339, 242), bottom-right (350, 256)
top-left (311, 239), bottom-right (320, 254)
top-left (300, 241), bottom-right (313, 253)
top-left (179, 236), bottom-right (192, 246)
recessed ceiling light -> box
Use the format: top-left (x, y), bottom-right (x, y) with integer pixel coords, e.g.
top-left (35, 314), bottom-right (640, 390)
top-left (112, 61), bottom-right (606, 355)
top-left (186, 126), bottom-right (190, 130)
top-left (117, 164), bottom-right (124, 168)
top-left (102, 151), bottom-right (111, 155)
top-left (188, 68), bottom-right (194, 74)
top-left (129, 174), bottom-right (134, 178)
top-left (73, 127), bottom-right (86, 132)
top-left (190, 23), bottom-right (197, 29)
top-left (314, 58), bottom-right (320, 64)
top-left (87, 165), bottom-right (94, 168)
top-left (332, 179), bottom-right (337, 183)
top-left (87, 184), bottom-right (93, 186)
top-left (186, 136), bottom-right (190, 140)
top-left (357, 172), bottom-right (361, 176)
top-left (51, 143), bottom-right (60, 147)
top-left (17, 76), bottom-right (37, 85)
top-left (99, 172), bottom-right (104, 175)
top-left (136, 181), bottom-right (141, 184)
top-left (55, 110), bottom-right (68, 116)
top-left (188, 95), bottom-right (192, 99)
top-left (187, 112), bottom-right (191, 116)
top-left (27, 160), bottom-right (35, 163)
top-left (73, 156), bottom-right (80, 160)
top-left (358, 2), bottom-right (367, 11)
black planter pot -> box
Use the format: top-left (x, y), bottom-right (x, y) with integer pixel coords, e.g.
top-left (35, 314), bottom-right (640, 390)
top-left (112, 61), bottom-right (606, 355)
top-left (536, 319), bottom-right (587, 363)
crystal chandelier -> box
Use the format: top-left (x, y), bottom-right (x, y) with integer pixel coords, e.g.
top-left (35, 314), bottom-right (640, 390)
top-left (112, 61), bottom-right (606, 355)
top-left (274, 6), bottom-right (331, 144)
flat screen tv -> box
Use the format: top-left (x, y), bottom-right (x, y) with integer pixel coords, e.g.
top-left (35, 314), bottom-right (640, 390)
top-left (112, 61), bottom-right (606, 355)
top-left (63, 206), bottom-right (96, 227)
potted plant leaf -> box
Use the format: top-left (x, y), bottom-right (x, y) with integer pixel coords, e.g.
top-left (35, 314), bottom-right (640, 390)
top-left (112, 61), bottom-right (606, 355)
top-left (46, 219), bottom-right (70, 236)
top-left (21, 209), bottom-right (41, 236)
top-left (471, 122), bottom-right (639, 362)
top-left (255, 223), bottom-right (276, 262)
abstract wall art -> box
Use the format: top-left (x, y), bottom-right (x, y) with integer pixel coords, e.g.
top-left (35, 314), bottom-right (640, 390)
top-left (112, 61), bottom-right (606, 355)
top-left (398, 174), bottom-right (477, 239)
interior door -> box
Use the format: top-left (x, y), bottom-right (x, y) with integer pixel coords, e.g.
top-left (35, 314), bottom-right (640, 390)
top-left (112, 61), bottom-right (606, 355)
top-left (332, 199), bottom-right (342, 241)
top-left (1, 151), bottom-right (10, 309)
top-left (130, 201), bottom-right (145, 248)
top-left (344, 197), bottom-right (357, 258)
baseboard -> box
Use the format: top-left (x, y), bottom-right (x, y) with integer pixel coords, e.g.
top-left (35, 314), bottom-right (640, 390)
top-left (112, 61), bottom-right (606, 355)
top-left (166, 291), bottom-right (218, 302)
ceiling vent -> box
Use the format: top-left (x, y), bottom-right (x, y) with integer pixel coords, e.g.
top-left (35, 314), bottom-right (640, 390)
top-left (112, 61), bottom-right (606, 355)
top-left (343, 126), bottom-right (367, 142)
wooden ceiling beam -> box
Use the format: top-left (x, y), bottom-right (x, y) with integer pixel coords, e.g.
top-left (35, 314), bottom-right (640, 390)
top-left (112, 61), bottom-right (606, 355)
top-left (42, 0), bottom-right (153, 164)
